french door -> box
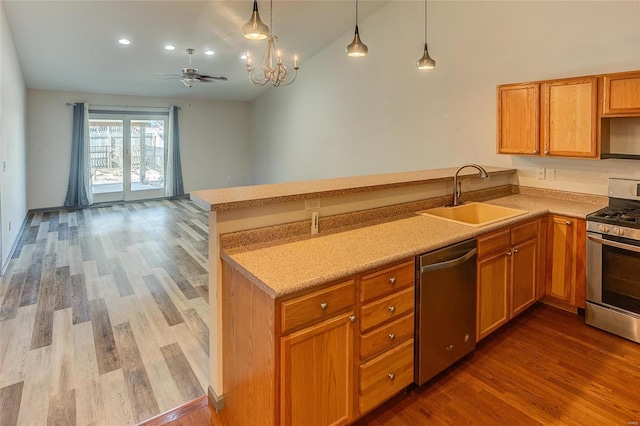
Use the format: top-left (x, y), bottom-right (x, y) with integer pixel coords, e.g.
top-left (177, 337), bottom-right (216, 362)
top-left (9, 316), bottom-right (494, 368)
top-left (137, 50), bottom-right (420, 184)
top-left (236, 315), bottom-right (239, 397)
top-left (89, 114), bottom-right (167, 202)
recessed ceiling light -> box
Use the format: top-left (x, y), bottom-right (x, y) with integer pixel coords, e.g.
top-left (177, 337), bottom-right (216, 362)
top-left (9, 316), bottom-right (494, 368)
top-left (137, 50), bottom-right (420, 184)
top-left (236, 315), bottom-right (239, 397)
top-left (165, 45), bottom-right (176, 51)
top-left (240, 54), bottom-right (248, 60)
top-left (205, 50), bottom-right (215, 56)
top-left (118, 38), bottom-right (131, 45)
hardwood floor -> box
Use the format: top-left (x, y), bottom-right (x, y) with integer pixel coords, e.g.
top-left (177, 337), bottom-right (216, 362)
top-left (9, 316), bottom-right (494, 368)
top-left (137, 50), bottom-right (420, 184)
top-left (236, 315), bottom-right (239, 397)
top-left (0, 199), bottom-right (210, 425)
top-left (173, 303), bottom-right (640, 426)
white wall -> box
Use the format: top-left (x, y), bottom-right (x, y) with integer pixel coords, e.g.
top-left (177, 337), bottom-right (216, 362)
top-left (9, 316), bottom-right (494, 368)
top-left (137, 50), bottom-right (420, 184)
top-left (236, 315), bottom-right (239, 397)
top-left (27, 89), bottom-right (252, 209)
top-left (1, 0), bottom-right (28, 269)
top-left (250, 0), bottom-right (640, 196)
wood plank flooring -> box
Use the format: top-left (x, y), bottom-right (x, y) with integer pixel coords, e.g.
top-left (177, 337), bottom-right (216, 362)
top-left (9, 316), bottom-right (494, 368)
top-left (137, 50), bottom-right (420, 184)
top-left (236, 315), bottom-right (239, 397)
top-left (172, 303), bottom-right (640, 426)
top-left (0, 199), bottom-right (209, 425)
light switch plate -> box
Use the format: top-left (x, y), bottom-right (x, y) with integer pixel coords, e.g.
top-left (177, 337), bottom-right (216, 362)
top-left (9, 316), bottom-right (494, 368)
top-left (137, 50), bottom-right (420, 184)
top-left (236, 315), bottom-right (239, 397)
top-left (536, 167), bottom-right (545, 180)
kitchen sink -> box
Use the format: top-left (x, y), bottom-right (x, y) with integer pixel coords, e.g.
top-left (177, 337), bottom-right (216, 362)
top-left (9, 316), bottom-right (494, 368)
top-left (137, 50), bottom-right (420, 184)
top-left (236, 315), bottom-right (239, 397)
top-left (417, 202), bottom-right (527, 227)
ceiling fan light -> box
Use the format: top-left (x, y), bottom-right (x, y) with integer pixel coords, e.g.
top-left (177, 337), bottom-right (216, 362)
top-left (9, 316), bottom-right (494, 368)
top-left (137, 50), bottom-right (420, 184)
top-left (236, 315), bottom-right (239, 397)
top-left (181, 78), bottom-right (198, 88)
top-left (242, 0), bottom-right (269, 40)
top-left (416, 44), bottom-right (436, 70)
top-left (346, 25), bottom-right (368, 57)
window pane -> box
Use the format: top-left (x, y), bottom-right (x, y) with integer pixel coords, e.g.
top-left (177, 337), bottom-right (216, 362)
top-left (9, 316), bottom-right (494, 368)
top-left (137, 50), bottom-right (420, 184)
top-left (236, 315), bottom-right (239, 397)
top-left (89, 119), bottom-right (123, 194)
top-left (131, 120), bottom-right (165, 192)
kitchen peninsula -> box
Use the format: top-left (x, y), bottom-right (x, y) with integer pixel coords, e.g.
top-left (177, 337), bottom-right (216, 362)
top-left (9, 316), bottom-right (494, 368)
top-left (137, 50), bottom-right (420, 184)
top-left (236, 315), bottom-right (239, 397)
top-left (190, 166), bottom-right (605, 424)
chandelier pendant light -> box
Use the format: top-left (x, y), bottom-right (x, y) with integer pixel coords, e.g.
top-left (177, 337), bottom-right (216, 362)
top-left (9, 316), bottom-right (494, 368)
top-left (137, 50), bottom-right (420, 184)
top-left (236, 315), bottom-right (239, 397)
top-left (416, 0), bottom-right (436, 69)
top-left (245, 0), bottom-right (299, 87)
top-left (242, 0), bottom-right (269, 40)
top-left (346, 0), bottom-right (368, 57)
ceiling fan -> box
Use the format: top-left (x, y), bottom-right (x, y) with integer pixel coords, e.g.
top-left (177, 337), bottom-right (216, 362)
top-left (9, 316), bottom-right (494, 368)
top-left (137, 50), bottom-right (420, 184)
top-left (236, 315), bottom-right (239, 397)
top-left (155, 48), bottom-right (228, 88)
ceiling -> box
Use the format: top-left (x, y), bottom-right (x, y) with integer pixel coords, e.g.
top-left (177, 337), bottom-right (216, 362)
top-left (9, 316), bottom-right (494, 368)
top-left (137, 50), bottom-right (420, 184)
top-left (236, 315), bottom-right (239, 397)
top-left (3, 0), bottom-right (388, 102)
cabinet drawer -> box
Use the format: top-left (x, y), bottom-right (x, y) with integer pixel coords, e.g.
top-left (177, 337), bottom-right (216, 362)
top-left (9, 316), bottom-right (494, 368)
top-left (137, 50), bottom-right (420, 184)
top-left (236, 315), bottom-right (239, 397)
top-left (477, 228), bottom-right (510, 258)
top-left (360, 260), bottom-right (414, 303)
top-left (511, 220), bottom-right (538, 245)
top-left (281, 280), bottom-right (355, 334)
top-left (360, 286), bottom-right (414, 332)
top-left (359, 338), bottom-right (414, 415)
top-left (360, 313), bottom-right (414, 361)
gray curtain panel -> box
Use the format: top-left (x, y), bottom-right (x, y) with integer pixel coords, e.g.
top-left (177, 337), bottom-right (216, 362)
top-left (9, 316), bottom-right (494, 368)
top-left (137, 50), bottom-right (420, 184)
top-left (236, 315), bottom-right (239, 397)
top-left (166, 105), bottom-right (184, 198)
top-left (64, 103), bottom-right (93, 207)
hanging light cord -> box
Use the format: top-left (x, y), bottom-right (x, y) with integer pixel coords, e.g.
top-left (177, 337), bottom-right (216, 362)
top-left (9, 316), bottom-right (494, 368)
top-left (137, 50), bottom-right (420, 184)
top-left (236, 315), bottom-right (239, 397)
top-left (424, 0), bottom-right (428, 44)
top-left (269, 0), bottom-right (273, 35)
top-left (356, 0), bottom-right (359, 26)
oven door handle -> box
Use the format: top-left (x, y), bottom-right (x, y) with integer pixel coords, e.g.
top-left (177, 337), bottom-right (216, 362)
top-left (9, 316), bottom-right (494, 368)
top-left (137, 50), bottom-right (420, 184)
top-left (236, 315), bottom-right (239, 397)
top-left (587, 234), bottom-right (640, 253)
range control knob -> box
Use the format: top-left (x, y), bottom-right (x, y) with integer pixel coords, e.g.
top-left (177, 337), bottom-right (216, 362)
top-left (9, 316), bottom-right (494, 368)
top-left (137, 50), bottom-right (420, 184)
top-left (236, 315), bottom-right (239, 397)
top-left (613, 227), bottom-right (625, 236)
top-left (599, 224), bottom-right (610, 233)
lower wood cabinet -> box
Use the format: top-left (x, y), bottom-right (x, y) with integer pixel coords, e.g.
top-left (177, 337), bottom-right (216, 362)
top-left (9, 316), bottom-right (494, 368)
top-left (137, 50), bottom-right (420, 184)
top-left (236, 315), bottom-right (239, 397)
top-left (476, 218), bottom-right (541, 341)
top-left (221, 258), bottom-right (415, 426)
top-left (544, 214), bottom-right (586, 310)
top-left (281, 312), bottom-right (355, 426)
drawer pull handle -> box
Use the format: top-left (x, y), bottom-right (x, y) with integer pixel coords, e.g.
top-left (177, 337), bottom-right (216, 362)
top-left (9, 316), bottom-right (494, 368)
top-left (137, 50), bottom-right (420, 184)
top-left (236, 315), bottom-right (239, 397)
top-left (388, 333), bottom-right (396, 340)
top-left (388, 373), bottom-right (395, 380)
top-left (349, 315), bottom-right (356, 323)
top-left (389, 277), bottom-right (396, 284)
top-left (320, 303), bottom-right (328, 310)
top-left (389, 306), bottom-right (396, 314)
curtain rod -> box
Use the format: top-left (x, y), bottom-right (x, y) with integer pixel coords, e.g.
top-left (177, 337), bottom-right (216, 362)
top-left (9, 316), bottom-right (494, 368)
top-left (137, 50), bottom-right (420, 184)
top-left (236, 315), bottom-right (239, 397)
top-left (65, 102), bottom-right (180, 110)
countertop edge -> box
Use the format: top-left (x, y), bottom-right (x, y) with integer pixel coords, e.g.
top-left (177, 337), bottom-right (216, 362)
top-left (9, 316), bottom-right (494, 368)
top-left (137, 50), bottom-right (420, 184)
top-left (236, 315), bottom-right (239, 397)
top-left (191, 167), bottom-right (516, 211)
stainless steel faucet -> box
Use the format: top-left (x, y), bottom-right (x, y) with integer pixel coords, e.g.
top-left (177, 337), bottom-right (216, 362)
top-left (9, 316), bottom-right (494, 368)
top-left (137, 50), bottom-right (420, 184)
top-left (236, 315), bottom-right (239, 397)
top-left (452, 164), bottom-right (490, 206)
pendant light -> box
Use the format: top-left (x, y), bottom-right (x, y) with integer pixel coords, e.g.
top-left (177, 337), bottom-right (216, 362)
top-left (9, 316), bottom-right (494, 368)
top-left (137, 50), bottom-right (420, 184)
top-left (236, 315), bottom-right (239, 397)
top-left (416, 0), bottom-right (436, 70)
top-left (242, 0), bottom-right (269, 40)
top-left (346, 0), bottom-right (368, 57)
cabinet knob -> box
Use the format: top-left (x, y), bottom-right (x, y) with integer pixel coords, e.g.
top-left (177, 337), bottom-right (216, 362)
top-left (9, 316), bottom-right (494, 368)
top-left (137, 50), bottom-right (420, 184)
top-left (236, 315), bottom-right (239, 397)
top-left (389, 306), bottom-right (396, 314)
top-left (349, 315), bottom-right (356, 323)
top-left (320, 302), bottom-right (328, 310)
top-left (533, 149), bottom-right (538, 154)
top-left (388, 373), bottom-right (395, 381)
top-left (389, 277), bottom-right (396, 285)
top-left (513, 248), bottom-right (518, 254)
top-left (388, 333), bottom-right (396, 340)
top-left (507, 251), bottom-right (512, 256)
top-left (447, 345), bottom-right (454, 352)
top-left (566, 221), bottom-right (572, 226)
top-left (544, 150), bottom-right (550, 155)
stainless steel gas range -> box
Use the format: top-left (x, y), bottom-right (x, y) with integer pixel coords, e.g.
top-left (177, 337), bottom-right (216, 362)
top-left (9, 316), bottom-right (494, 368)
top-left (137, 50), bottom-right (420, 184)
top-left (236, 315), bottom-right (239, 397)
top-left (586, 178), bottom-right (640, 344)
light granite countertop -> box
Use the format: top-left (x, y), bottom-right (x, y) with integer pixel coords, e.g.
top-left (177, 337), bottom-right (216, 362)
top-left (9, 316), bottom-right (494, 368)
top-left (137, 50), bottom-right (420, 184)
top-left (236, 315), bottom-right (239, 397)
top-left (190, 166), bottom-right (515, 211)
top-left (222, 194), bottom-right (605, 299)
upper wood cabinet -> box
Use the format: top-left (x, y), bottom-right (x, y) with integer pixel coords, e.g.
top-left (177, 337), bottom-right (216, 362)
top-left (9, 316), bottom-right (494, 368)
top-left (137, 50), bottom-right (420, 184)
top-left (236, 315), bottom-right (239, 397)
top-left (496, 83), bottom-right (540, 155)
top-left (602, 71), bottom-right (640, 116)
top-left (541, 77), bottom-right (598, 158)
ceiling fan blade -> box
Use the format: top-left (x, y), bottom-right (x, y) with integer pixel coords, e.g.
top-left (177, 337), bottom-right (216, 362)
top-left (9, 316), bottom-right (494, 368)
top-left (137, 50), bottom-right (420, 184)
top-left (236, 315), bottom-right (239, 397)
top-left (153, 72), bottom-right (183, 76)
top-left (198, 75), bottom-right (228, 81)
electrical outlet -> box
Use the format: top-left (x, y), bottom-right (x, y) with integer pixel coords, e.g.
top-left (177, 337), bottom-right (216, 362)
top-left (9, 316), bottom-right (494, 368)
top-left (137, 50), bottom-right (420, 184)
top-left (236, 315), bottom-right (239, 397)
top-left (536, 167), bottom-right (545, 180)
top-left (311, 212), bottom-right (319, 235)
top-left (546, 169), bottom-right (556, 180)
top-left (2, 161), bottom-right (6, 172)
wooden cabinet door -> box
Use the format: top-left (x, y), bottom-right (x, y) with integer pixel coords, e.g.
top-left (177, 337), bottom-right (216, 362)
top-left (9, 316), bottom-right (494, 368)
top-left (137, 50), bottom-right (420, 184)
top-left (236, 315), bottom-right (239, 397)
top-left (497, 83), bottom-right (540, 155)
top-left (281, 312), bottom-right (354, 426)
top-left (477, 250), bottom-right (509, 341)
top-left (603, 71), bottom-right (640, 116)
top-left (510, 238), bottom-right (537, 317)
top-left (546, 216), bottom-right (575, 303)
top-left (542, 77), bottom-right (598, 158)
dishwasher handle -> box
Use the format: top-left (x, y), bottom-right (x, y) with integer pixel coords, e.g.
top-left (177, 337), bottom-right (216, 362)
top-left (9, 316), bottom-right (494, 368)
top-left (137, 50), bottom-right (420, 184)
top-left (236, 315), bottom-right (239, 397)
top-left (420, 248), bottom-right (477, 273)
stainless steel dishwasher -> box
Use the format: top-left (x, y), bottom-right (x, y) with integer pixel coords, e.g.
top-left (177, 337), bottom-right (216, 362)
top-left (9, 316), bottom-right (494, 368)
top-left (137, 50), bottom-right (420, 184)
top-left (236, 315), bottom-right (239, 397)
top-left (415, 239), bottom-right (477, 385)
